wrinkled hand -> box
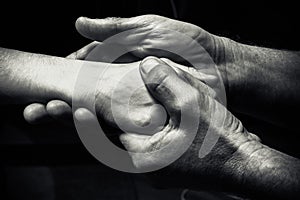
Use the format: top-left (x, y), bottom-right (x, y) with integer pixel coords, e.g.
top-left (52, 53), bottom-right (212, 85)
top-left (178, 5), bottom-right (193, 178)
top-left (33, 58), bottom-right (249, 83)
top-left (75, 14), bottom-right (228, 89)
top-left (71, 57), bottom-right (261, 193)
top-left (121, 56), bottom-right (259, 175)
top-left (75, 15), bottom-right (222, 62)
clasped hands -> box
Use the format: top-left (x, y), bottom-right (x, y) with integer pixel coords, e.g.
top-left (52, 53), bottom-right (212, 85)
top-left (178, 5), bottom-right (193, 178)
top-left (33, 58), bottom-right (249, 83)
top-left (21, 15), bottom-right (300, 198)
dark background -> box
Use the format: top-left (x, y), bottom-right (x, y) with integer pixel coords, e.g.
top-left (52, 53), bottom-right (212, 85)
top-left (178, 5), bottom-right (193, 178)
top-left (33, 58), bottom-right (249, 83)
top-left (0, 0), bottom-right (299, 199)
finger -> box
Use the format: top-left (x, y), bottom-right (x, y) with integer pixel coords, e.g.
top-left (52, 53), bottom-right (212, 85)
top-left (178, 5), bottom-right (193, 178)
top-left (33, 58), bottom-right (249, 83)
top-left (74, 108), bottom-right (150, 154)
top-left (160, 58), bottom-right (217, 99)
top-left (46, 100), bottom-right (72, 124)
top-left (23, 103), bottom-right (52, 124)
top-left (119, 133), bottom-right (150, 153)
top-left (173, 67), bottom-right (217, 99)
top-left (81, 42), bottom-right (139, 63)
top-left (183, 71), bottom-right (216, 99)
top-left (160, 58), bottom-right (218, 87)
top-left (139, 56), bottom-right (198, 126)
top-left (75, 17), bottom-right (140, 42)
top-left (66, 41), bottom-right (100, 60)
top-left (74, 108), bottom-right (98, 126)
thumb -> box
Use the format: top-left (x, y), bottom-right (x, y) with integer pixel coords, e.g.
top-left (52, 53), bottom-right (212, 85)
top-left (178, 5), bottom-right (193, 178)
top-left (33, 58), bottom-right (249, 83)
top-left (66, 41), bottom-right (100, 60)
top-left (139, 57), bottom-right (199, 127)
top-left (75, 17), bottom-right (139, 42)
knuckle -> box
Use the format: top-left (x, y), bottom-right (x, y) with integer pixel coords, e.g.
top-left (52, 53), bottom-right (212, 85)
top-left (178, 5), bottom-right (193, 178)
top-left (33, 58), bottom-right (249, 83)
top-left (151, 70), bottom-right (170, 92)
top-left (155, 74), bottom-right (169, 89)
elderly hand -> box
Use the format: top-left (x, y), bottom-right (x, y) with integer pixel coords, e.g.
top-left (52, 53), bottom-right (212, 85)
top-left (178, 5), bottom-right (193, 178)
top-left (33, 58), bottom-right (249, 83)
top-left (71, 57), bottom-right (279, 199)
top-left (75, 15), bottom-right (221, 62)
top-left (119, 57), bottom-right (260, 185)
top-left (75, 15), bottom-right (229, 89)
top-left (119, 58), bottom-right (300, 200)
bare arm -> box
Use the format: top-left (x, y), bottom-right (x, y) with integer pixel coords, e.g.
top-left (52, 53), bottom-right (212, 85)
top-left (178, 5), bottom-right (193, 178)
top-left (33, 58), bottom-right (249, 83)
top-left (0, 47), bottom-right (82, 104)
top-left (222, 39), bottom-right (300, 129)
top-left (222, 140), bottom-right (300, 199)
top-left (0, 47), bottom-right (169, 133)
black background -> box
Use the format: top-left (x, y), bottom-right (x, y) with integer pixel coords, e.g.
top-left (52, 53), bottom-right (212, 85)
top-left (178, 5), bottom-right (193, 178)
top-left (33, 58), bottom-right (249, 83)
top-left (0, 0), bottom-right (299, 199)
top-left (1, 0), bottom-right (299, 55)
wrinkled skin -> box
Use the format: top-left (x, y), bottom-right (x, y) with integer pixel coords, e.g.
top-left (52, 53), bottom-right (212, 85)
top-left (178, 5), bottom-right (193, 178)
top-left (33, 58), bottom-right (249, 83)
top-left (75, 15), bottom-right (219, 63)
top-left (119, 57), bottom-right (261, 191)
top-left (77, 57), bottom-right (261, 192)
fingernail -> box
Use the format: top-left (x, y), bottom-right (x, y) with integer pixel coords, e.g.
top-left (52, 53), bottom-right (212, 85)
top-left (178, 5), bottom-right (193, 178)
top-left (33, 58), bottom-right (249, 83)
top-left (140, 57), bottom-right (161, 75)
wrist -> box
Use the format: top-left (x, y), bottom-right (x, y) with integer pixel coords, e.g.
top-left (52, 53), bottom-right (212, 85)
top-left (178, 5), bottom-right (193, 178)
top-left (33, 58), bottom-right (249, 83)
top-left (218, 37), bottom-right (251, 111)
top-left (30, 56), bottom-right (82, 104)
top-left (53, 58), bottom-right (82, 103)
top-left (204, 35), bottom-right (243, 102)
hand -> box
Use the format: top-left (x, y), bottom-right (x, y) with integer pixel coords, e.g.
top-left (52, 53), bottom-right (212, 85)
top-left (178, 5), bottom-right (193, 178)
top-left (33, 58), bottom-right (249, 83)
top-left (76, 15), bottom-right (231, 85)
top-left (73, 57), bottom-right (264, 196)
top-left (122, 58), bottom-right (300, 200)
top-left (23, 42), bottom-right (100, 124)
top-left (75, 15), bottom-right (221, 63)
top-left (119, 57), bottom-right (261, 185)
top-left (23, 42), bottom-right (139, 124)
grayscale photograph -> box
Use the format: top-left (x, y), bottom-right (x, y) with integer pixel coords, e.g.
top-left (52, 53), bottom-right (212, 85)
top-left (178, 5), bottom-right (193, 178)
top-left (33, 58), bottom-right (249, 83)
top-left (0, 0), bottom-right (299, 199)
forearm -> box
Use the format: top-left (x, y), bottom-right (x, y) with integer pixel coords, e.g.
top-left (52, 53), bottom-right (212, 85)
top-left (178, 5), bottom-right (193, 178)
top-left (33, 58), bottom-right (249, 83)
top-left (0, 47), bottom-right (81, 104)
top-left (222, 39), bottom-right (300, 128)
top-left (227, 141), bottom-right (300, 199)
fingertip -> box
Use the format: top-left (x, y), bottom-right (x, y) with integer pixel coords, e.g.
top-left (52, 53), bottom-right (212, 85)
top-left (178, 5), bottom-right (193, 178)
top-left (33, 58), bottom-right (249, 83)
top-left (74, 108), bottom-right (96, 122)
top-left (75, 16), bottom-right (87, 25)
top-left (75, 17), bottom-right (89, 32)
top-left (66, 53), bottom-right (76, 59)
top-left (139, 56), bottom-right (178, 87)
top-left (46, 100), bottom-right (71, 117)
top-left (139, 56), bottom-right (161, 77)
top-left (23, 103), bottom-right (48, 124)
top-left (140, 56), bottom-right (160, 67)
